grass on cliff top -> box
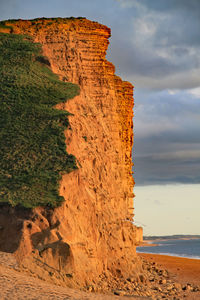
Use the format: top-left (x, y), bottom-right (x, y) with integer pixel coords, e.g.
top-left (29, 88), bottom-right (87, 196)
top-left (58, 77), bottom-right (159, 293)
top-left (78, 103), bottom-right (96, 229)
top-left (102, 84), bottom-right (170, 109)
top-left (0, 33), bottom-right (79, 208)
top-left (0, 17), bottom-right (86, 26)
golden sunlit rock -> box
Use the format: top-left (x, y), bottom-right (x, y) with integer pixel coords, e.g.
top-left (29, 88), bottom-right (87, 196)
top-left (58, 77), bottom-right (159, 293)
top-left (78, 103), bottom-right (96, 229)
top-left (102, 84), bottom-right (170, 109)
top-left (0, 18), bottom-right (140, 287)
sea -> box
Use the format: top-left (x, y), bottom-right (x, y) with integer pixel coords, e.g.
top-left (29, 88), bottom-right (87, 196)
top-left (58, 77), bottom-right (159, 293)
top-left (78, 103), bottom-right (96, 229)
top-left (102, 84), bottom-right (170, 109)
top-left (136, 238), bottom-right (200, 259)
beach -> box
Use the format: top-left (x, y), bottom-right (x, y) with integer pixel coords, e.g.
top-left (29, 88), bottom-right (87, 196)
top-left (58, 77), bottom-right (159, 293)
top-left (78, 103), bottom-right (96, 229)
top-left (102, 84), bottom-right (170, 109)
top-left (0, 251), bottom-right (150, 300)
top-left (0, 250), bottom-right (200, 299)
top-left (139, 253), bottom-right (200, 286)
top-left (139, 253), bottom-right (200, 299)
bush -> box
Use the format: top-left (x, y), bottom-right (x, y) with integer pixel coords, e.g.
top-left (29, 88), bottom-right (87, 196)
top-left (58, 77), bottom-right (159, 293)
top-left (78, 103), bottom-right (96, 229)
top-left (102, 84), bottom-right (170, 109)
top-left (0, 33), bottom-right (79, 208)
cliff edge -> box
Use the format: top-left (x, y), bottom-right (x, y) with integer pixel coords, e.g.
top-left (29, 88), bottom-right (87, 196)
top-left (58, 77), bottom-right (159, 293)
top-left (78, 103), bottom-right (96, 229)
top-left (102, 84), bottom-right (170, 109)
top-left (0, 18), bottom-right (140, 287)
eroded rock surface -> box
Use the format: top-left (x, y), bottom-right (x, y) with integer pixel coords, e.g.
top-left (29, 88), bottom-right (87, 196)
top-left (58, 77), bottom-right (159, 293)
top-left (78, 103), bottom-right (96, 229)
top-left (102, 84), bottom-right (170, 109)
top-left (0, 18), bottom-right (140, 286)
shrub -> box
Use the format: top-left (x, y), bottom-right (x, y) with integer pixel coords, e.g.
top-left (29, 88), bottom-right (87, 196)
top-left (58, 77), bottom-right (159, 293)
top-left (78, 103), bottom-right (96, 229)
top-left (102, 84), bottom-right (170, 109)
top-left (0, 33), bottom-right (79, 208)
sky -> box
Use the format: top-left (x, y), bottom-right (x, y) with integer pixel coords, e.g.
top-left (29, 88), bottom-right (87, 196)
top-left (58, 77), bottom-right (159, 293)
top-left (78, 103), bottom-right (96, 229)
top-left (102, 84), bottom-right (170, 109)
top-left (1, 0), bottom-right (200, 236)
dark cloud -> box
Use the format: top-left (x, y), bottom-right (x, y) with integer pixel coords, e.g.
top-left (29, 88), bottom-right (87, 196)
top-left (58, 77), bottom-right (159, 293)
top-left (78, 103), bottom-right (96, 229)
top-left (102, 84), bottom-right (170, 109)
top-left (134, 142), bottom-right (200, 185)
top-left (134, 154), bottom-right (200, 186)
top-left (118, 0), bottom-right (200, 15)
top-left (109, 0), bottom-right (200, 89)
top-left (133, 89), bottom-right (200, 185)
top-left (108, 39), bottom-right (187, 78)
top-left (141, 0), bottom-right (200, 16)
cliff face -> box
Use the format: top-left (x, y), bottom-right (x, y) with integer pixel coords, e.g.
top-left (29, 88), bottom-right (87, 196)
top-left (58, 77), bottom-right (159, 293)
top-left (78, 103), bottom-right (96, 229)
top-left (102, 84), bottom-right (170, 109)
top-left (0, 19), bottom-right (140, 286)
top-left (136, 227), bottom-right (143, 245)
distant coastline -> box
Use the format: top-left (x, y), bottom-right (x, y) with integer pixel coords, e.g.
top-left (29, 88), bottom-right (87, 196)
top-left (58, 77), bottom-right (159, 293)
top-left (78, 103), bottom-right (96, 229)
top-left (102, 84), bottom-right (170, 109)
top-left (137, 237), bottom-right (200, 260)
top-left (143, 234), bottom-right (200, 241)
top-left (138, 241), bottom-right (158, 247)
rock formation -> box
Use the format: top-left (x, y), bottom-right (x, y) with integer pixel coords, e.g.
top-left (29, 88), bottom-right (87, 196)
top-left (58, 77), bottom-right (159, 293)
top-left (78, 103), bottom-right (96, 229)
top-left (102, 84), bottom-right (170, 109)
top-left (0, 18), bottom-right (141, 287)
top-left (136, 227), bottom-right (143, 245)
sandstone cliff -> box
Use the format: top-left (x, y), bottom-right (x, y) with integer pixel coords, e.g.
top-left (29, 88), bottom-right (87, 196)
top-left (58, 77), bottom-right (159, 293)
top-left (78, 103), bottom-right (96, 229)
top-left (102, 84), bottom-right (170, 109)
top-left (136, 227), bottom-right (143, 245)
top-left (0, 18), bottom-right (141, 287)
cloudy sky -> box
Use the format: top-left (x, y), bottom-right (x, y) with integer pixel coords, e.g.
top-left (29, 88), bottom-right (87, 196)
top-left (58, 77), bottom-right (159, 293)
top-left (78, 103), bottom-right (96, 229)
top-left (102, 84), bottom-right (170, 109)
top-left (1, 0), bottom-right (200, 235)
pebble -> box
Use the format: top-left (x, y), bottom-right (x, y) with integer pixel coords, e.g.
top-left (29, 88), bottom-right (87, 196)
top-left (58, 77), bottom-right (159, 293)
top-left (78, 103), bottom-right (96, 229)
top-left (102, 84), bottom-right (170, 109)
top-left (159, 279), bottom-right (167, 284)
top-left (166, 284), bottom-right (174, 291)
top-left (113, 290), bottom-right (126, 296)
top-left (173, 282), bottom-right (182, 290)
top-left (138, 274), bottom-right (145, 283)
top-left (88, 256), bottom-right (200, 300)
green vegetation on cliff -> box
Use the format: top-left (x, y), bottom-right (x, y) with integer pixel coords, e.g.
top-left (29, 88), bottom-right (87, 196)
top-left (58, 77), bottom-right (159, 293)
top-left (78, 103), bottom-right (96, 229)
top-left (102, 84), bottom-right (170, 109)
top-left (0, 33), bottom-right (79, 208)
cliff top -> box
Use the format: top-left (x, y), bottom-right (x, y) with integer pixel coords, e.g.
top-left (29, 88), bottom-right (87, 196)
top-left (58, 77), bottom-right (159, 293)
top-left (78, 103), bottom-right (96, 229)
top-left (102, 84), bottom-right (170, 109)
top-left (0, 17), bottom-right (111, 37)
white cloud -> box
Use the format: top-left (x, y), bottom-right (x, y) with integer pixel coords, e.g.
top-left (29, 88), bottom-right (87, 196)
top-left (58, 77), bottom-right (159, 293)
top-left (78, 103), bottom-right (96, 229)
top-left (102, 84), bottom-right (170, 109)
top-left (189, 87), bottom-right (200, 98)
top-left (134, 117), bottom-right (179, 139)
top-left (116, 0), bottom-right (138, 9)
top-left (167, 89), bottom-right (179, 95)
top-left (134, 16), bottom-right (156, 40)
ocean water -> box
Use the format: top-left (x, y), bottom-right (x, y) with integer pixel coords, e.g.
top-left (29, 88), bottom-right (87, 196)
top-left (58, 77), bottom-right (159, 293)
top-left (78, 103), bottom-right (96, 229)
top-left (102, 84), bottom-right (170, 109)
top-left (136, 238), bottom-right (200, 259)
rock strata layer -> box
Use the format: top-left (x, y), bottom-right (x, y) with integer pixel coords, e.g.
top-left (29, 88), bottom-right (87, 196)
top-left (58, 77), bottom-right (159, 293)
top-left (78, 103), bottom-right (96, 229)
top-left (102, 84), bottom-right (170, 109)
top-left (0, 18), bottom-right (140, 286)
